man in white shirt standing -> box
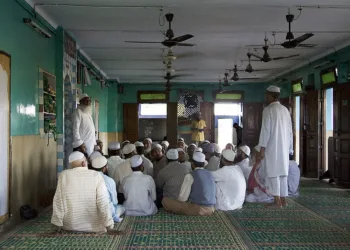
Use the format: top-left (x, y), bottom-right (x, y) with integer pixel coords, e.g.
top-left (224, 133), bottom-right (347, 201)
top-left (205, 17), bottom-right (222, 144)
top-left (211, 149), bottom-right (246, 211)
top-left (258, 85), bottom-right (293, 208)
top-left (72, 94), bottom-right (96, 156)
top-left (122, 155), bottom-right (158, 216)
top-left (135, 141), bottom-right (154, 177)
top-left (107, 142), bottom-right (125, 179)
top-left (235, 145), bottom-right (252, 182)
top-left (163, 152), bottom-right (216, 216)
top-left (51, 152), bottom-right (114, 233)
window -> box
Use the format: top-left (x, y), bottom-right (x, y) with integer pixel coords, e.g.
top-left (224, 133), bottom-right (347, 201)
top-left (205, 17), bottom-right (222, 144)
top-left (214, 103), bottom-right (242, 116)
top-left (214, 91), bottom-right (243, 102)
top-left (139, 103), bottom-right (167, 118)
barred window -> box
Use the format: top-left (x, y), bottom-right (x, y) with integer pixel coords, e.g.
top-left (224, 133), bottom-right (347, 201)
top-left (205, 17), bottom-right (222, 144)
top-left (177, 92), bottom-right (203, 125)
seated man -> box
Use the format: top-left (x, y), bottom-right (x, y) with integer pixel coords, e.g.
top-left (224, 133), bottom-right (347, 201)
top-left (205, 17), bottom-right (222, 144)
top-left (143, 138), bottom-right (153, 160)
top-left (51, 152), bottom-right (114, 233)
top-left (122, 155), bottom-right (158, 216)
top-left (163, 152), bottom-right (216, 216)
top-left (187, 143), bottom-right (197, 161)
top-left (204, 143), bottom-right (221, 171)
top-left (72, 140), bottom-right (89, 160)
top-left (135, 141), bottom-right (154, 177)
top-left (91, 155), bottom-right (125, 222)
top-left (212, 149), bottom-right (246, 210)
top-left (152, 144), bottom-right (167, 179)
top-left (177, 148), bottom-right (191, 169)
top-left (234, 145), bottom-right (252, 182)
top-left (288, 154), bottom-right (300, 197)
top-left (156, 149), bottom-right (191, 201)
top-left (246, 146), bottom-right (273, 203)
top-left (107, 142), bottom-right (125, 179)
top-left (112, 144), bottom-right (135, 203)
top-left (177, 138), bottom-right (188, 153)
top-left (161, 140), bottom-right (169, 153)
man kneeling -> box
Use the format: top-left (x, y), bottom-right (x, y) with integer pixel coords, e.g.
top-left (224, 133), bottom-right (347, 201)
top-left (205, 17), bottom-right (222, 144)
top-left (162, 152), bottom-right (216, 216)
top-left (51, 152), bottom-right (114, 233)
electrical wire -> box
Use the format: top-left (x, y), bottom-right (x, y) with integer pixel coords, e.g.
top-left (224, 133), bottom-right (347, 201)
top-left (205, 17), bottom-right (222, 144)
top-left (293, 7), bottom-right (303, 21)
top-left (158, 7), bottom-right (165, 26)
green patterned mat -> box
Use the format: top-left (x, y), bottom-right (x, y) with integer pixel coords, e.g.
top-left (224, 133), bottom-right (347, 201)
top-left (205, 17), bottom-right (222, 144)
top-left (0, 210), bottom-right (247, 250)
top-left (293, 179), bottom-right (350, 231)
top-left (225, 197), bottom-right (350, 249)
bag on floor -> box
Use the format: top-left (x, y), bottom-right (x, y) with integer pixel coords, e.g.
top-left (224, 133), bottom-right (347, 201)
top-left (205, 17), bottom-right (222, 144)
top-left (20, 205), bottom-right (38, 220)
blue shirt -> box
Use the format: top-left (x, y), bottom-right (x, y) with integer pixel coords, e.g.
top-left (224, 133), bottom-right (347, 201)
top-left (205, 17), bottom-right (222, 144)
top-left (100, 172), bottom-right (121, 222)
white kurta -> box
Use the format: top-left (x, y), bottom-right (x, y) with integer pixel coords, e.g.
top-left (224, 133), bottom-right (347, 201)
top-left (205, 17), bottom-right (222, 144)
top-left (211, 165), bottom-right (246, 211)
top-left (112, 159), bottom-right (133, 193)
top-left (258, 101), bottom-right (293, 178)
top-left (122, 172), bottom-right (158, 216)
top-left (51, 167), bottom-right (113, 233)
top-left (141, 155), bottom-right (154, 177)
top-left (107, 156), bottom-right (125, 180)
top-left (237, 158), bottom-right (252, 182)
top-left (72, 107), bottom-right (96, 156)
top-left (288, 160), bottom-right (300, 196)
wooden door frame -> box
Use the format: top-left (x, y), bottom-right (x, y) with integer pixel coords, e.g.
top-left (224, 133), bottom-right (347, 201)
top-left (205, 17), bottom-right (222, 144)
top-left (0, 51), bottom-right (11, 224)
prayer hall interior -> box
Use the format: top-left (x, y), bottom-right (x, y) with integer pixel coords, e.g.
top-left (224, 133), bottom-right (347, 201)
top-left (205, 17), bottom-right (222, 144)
top-left (1, 0), bottom-right (350, 249)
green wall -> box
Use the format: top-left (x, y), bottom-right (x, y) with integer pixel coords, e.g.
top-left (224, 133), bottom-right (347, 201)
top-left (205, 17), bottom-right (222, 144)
top-left (107, 85), bottom-right (123, 132)
top-left (1, 0), bottom-right (57, 136)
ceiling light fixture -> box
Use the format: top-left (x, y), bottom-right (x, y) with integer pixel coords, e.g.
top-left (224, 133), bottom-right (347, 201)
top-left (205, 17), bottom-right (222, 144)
top-left (23, 18), bottom-right (52, 38)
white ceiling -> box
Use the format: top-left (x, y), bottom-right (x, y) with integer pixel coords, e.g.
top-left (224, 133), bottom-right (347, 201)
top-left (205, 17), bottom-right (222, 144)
top-left (29, 0), bottom-right (350, 83)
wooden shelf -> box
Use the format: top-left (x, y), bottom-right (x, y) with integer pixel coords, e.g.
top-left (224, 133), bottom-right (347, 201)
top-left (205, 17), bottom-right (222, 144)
top-left (43, 91), bottom-right (56, 97)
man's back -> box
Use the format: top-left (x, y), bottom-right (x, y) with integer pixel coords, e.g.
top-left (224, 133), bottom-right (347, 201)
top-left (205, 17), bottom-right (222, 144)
top-left (108, 156), bottom-right (125, 179)
top-left (259, 102), bottom-right (292, 177)
top-left (113, 159), bottom-right (133, 193)
top-left (205, 155), bottom-right (220, 171)
top-left (153, 156), bottom-right (167, 179)
top-left (212, 165), bottom-right (246, 211)
top-left (122, 172), bottom-right (157, 216)
top-left (156, 162), bottom-right (190, 199)
top-left (141, 155), bottom-right (154, 177)
top-left (51, 167), bottom-right (113, 232)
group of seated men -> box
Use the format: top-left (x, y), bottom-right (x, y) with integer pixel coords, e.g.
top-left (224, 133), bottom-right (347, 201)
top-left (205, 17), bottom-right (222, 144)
top-left (51, 138), bottom-right (300, 233)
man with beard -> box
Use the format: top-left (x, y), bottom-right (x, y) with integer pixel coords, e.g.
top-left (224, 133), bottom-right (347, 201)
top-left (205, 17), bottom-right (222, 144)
top-left (73, 93), bottom-right (96, 156)
top-left (234, 145), bottom-right (252, 182)
top-left (143, 138), bottom-right (153, 160)
top-left (135, 141), bottom-right (154, 177)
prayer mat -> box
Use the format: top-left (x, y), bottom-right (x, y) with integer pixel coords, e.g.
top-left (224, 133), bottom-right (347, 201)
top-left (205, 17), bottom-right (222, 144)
top-left (0, 209), bottom-right (247, 250)
top-left (224, 199), bottom-right (350, 249)
top-left (294, 179), bottom-right (350, 231)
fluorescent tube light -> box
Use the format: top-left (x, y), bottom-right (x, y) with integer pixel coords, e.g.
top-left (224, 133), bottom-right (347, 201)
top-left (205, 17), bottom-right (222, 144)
top-left (23, 18), bottom-right (52, 38)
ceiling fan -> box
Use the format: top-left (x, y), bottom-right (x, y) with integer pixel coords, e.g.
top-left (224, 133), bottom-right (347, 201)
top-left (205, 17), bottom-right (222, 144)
top-left (229, 65), bottom-right (261, 81)
top-left (250, 36), bottom-right (299, 63)
top-left (125, 13), bottom-right (195, 47)
top-left (280, 10), bottom-right (315, 49)
top-left (227, 53), bottom-right (273, 73)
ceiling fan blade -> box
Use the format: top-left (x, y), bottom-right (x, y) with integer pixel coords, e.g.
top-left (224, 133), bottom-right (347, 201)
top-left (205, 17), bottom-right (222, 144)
top-left (176, 42), bottom-right (196, 46)
top-left (170, 73), bottom-right (193, 78)
top-left (172, 34), bottom-right (194, 43)
top-left (124, 41), bottom-right (161, 44)
top-left (281, 33), bottom-right (314, 48)
top-left (297, 43), bottom-right (317, 48)
top-left (250, 53), bottom-right (263, 60)
top-left (272, 54), bottom-right (300, 60)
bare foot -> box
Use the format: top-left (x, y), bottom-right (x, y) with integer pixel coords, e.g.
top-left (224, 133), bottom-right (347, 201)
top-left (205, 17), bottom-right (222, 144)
top-left (264, 203), bottom-right (282, 209)
top-left (281, 197), bottom-right (287, 207)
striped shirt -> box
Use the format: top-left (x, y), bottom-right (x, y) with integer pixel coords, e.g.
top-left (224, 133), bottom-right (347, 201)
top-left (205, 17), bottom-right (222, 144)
top-left (51, 167), bottom-right (113, 233)
top-left (156, 161), bottom-right (191, 199)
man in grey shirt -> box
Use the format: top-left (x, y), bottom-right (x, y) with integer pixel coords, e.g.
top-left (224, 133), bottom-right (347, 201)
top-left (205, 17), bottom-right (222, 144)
top-left (156, 149), bottom-right (191, 200)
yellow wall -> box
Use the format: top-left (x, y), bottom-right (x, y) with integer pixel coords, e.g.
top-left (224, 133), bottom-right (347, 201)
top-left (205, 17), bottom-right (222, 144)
top-left (11, 135), bottom-right (57, 220)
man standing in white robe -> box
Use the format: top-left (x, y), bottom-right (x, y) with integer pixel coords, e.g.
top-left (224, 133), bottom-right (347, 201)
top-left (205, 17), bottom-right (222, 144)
top-left (72, 93), bottom-right (96, 156)
top-left (258, 85), bottom-right (293, 208)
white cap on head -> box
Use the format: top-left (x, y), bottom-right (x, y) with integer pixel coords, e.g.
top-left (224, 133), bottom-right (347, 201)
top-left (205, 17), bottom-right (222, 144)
top-left (108, 142), bottom-right (120, 150)
top-left (79, 93), bottom-right (89, 101)
top-left (266, 85), bottom-right (280, 93)
top-left (90, 151), bottom-right (102, 161)
top-left (123, 144), bottom-right (136, 155)
top-left (188, 143), bottom-right (197, 148)
top-left (161, 141), bottom-right (169, 147)
top-left (178, 138), bottom-right (184, 142)
top-left (254, 145), bottom-right (261, 152)
top-left (72, 139), bottom-right (84, 149)
top-left (203, 140), bottom-right (210, 144)
top-left (130, 155), bottom-right (143, 168)
top-left (91, 156), bottom-right (108, 169)
top-left (176, 148), bottom-right (184, 153)
top-left (239, 145), bottom-right (251, 156)
top-left (193, 152), bottom-right (205, 163)
top-left (166, 149), bottom-right (179, 160)
top-left (222, 149), bottom-right (236, 162)
top-left (122, 140), bottom-right (130, 146)
top-left (195, 147), bottom-right (203, 153)
top-left (151, 143), bottom-right (163, 150)
top-left (213, 143), bottom-right (221, 154)
top-left (134, 141), bottom-right (144, 147)
top-left (69, 151), bottom-right (85, 163)
top-left (144, 138), bottom-right (152, 143)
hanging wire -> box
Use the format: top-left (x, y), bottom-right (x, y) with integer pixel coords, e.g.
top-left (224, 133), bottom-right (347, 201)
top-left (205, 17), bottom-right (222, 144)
top-left (158, 7), bottom-right (165, 26)
top-left (293, 7), bottom-right (303, 20)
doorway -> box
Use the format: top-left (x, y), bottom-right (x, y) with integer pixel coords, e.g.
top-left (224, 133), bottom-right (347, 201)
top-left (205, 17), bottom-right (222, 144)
top-left (138, 103), bottom-right (167, 141)
top-left (214, 103), bottom-right (242, 150)
top-left (323, 88), bottom-right (334, 172)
